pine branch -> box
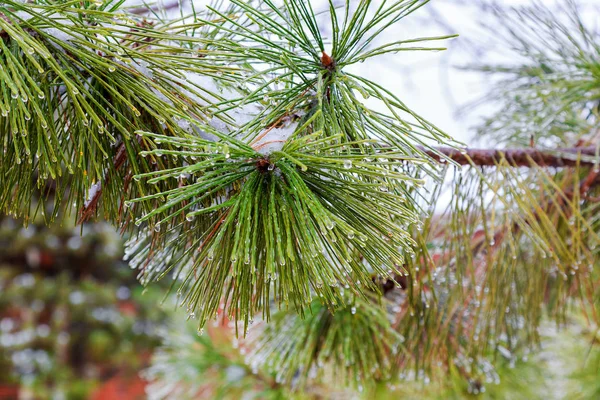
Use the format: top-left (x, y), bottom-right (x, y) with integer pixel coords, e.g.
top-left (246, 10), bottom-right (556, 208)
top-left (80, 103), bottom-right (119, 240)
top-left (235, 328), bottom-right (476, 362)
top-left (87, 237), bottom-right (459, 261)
top-left (246, 295), bottom-right (402, 389)
top-left (119, 0), bottom-right (462, 332)
top-left (2, 0), bottom-right (599, 394)
top-left (0, 0), bottom-right (240, 224)
top-left (77, 143), bottom-right (600, 228)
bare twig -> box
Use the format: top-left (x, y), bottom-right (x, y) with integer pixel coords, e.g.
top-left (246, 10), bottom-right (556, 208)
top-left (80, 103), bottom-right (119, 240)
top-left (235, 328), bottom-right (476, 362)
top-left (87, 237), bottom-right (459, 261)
top-left (424, 146), bottom-right (599, 167)
top-left (78, 143), bottom-right (128, 223)
top-left (0, 11), bottom-right (12, 39)
top-left (129, 1), bottom-right (182, 15)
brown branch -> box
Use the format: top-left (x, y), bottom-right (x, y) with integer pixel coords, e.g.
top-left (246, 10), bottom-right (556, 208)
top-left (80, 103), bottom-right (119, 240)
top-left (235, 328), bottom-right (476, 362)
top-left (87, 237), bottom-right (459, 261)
top-left (78, 143), bottom-right (128, 223)
top-left (424, 146), bottom-right (599, 167)
top-left (129, 1), bottom-right (182, 15)
top-left (0, 11), bottom-right (12, 39)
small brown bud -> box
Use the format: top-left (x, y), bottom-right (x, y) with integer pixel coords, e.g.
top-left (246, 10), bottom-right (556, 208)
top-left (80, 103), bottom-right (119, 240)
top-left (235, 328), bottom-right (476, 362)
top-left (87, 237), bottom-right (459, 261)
top-left (321, 51), bottom-right (336, 71)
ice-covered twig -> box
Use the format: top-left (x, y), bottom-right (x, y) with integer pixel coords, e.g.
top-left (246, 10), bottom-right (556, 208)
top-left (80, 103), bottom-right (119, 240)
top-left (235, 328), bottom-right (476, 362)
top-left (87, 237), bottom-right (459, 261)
top-left (424, 146), bottom-right (600, 167)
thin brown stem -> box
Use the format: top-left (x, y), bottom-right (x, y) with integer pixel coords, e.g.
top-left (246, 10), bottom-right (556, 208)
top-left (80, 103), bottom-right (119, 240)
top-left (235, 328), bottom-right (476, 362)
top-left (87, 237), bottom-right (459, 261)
top-left (78, 142), bottom-right (128, 223)
top-left (424, 146), bottom-right (599, 167)
top-left (129, 1), bottom-right (182, 15)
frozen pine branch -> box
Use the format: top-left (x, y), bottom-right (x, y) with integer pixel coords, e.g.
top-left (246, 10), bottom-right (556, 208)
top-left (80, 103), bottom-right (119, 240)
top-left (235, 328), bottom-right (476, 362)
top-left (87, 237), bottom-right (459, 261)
top-left (1, 0), bottom-right (600, 396)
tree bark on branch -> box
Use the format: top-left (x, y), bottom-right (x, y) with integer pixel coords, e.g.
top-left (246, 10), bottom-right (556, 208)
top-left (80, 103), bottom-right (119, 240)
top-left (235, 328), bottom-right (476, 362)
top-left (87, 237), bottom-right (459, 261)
top-left (424, 146), bottom-right (599, 167)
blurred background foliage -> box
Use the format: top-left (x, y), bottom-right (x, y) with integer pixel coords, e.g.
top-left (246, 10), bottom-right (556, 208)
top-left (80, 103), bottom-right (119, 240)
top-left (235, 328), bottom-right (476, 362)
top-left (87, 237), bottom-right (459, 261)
top-left (0, 206), bottom-right (597, 399)
top-left (0, 213), bottom-right (168, 399)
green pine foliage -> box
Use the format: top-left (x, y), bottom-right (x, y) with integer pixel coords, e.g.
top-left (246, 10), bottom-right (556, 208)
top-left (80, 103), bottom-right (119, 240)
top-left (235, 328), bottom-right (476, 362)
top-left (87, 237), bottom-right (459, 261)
top-left (0, 0), bottom-right (230, 223)
top-left (115, 0), bottom-right (460, 332)
top-left (128, 126), bottom-right (424, 331)
top-left (246, 294), bottom-right (402, 389)
top-left (468, 0), bottom-right (600, 148)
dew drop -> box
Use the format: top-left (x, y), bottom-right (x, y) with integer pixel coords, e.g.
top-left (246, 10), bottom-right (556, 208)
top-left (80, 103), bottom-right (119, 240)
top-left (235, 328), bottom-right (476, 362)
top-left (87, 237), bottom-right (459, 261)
top-left (343, 160), bottom-right (353, 169)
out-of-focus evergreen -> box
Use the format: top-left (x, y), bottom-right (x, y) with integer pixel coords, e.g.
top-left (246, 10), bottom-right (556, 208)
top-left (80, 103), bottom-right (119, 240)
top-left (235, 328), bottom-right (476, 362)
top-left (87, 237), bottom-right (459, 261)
top-left (0, 213), bottom-right (168, 399)
top-left (145, 313), bottom-right (599, 399)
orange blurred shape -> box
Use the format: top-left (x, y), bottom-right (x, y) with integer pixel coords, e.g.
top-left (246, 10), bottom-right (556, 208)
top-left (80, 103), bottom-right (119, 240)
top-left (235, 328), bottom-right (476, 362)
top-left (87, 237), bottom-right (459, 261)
top-left (91, 375), bottom-right (146, 400)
